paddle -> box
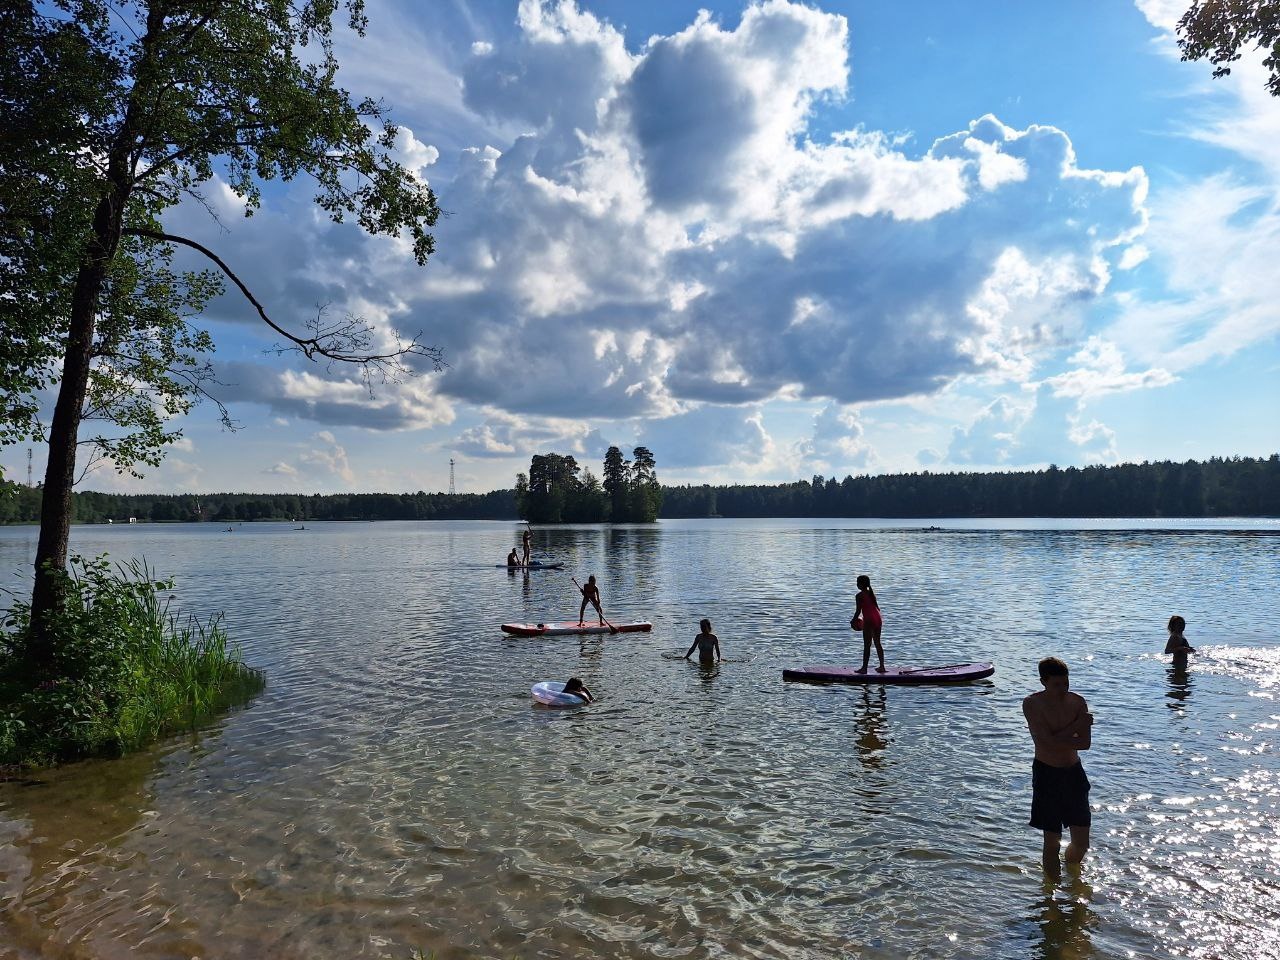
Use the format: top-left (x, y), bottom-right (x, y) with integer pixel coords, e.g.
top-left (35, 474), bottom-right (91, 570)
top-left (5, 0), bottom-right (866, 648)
top-left (898, 662), bottom-right (973, 675)
top-left (572, 576), bottom-right (618, 634)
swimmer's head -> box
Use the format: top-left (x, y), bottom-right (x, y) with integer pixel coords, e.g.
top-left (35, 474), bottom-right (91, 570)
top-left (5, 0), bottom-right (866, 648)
top-left (1167, 615), bottom-right (1186, 633)
top-left (699, 618), bottom-right (711, 632)
top-left (856, 574), bottom-right (871, 590)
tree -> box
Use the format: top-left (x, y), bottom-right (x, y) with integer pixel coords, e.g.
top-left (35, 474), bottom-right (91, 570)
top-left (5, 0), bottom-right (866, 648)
top-left (1, 1), bottom-right (443, 662)
top-left (525, 454), bottom-right (581, 523)
top-left (602, 446), bottom-right (630, 521)
top-left (514, 472), bottom-right (530, 518)
top-left (567, 468), bottom-right (607, 522)
top-left (1178, 0), bottom-right (1280, 96)
top-left (629, 446), bottom-right (662, 522)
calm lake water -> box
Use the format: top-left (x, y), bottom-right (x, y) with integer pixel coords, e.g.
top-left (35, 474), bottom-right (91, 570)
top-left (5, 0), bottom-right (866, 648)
top-left (1, 518), bottom-right (1278, 960)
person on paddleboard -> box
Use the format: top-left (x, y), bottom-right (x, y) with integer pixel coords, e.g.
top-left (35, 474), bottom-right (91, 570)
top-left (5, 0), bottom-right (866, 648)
top-left (506, 548), bottom-right (520, 567)
top-left (521, 526), bottom-right (532, 568)
top-left (851, 574), bottom-right (885, 674)
top-left (685, 618), bottom-right (721, 665)
top-left (578, 574), bottom-right (605, 625)
top-left (1023, 657), bottom-right (1093, 877)
top-left (563, 677), bottom-right (595, 703)
top-left (1164, 615), bottom-right (1196, 669)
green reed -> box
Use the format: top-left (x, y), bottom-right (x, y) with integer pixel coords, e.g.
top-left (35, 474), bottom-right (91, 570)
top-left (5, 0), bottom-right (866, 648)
top-left (0, 555), bottom-right (264, 768)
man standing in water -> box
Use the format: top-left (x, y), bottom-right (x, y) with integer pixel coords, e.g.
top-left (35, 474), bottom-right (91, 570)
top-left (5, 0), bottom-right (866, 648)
top-left (1023, 657), bottom-right (1094, 877)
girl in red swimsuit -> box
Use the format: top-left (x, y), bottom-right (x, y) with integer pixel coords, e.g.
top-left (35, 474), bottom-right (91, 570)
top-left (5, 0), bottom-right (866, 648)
top-left (852, 574), bottom-right (885, 673)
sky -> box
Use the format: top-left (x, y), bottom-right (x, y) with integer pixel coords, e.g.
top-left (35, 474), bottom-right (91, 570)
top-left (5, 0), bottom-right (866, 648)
top-left (6, 0), bottom-right (1279, 495)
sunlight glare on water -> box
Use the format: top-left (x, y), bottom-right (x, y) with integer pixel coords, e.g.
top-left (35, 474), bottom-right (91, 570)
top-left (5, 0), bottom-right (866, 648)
top-left (0, 519), bottom-right (1277, 959)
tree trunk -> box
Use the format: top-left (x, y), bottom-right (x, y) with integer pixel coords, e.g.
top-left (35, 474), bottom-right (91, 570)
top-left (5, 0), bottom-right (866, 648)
top-left (27, 190), bottom-right (125, 666)
top-left (26, 6), bottom-right (159, 666)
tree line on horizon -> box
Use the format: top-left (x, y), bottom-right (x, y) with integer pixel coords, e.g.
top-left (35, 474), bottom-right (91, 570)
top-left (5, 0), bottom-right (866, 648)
top-left (2, 454), bottom-right (1276, 524)
top-left (660, 454), bottom-right (1280, 519)
top-left (0, 486), bottom-right (517, 525)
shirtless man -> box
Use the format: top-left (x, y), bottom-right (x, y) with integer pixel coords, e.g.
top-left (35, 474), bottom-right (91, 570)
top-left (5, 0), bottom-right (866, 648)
top-left (577, 574), bottom-right (604, 626)
top-left (1022, 657), bottom-right (1094, 876)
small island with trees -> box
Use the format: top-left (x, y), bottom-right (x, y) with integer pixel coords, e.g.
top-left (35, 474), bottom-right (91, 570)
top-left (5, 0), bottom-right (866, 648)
top-left (515, 446), bottom-right (663, 523)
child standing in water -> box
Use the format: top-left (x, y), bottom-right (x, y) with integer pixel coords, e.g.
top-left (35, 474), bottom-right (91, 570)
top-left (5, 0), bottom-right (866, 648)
top-left (1164, 615), bottom-right (1196, 668)
top-left (852, 574), bottom-right (885, 674)
top-left (685, 618), bottom-right (721, 665)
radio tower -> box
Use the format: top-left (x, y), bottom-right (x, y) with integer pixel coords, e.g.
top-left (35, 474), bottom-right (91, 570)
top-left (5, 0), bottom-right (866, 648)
top-left (27, 448), bottom-right (33, 488)
top-left (448, 458), bottom-right (456, 496)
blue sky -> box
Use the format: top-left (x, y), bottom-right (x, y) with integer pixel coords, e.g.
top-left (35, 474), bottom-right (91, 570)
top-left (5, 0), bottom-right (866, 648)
top-left (7, 0), bottom-right (1278, 494)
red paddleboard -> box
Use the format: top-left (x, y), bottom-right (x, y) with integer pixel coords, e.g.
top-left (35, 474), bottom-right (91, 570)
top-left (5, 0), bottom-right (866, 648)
top-left (502, 620), bottom-right (653, 637)
top-left (783, 663), bottom-right (994, 685)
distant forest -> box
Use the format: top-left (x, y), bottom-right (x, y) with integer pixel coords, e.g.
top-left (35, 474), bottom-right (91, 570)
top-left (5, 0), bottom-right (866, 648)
top-left (660, 455), bottom-right (1280, 519)
top-left (0, 486), bottom-right (517, 525)
top-left (0, 455), bottom-right (1276, 524)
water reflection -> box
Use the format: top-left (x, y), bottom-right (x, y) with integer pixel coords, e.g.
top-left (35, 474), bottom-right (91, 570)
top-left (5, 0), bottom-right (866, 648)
top-left (854, 686), bottom-right (889, 770)
top-left (504, 564), bottom-right (534, 599)
top-left (1166, 665), bottom-right (1193, 712)
top-left (1030, 872), bottom-right (1097, 960)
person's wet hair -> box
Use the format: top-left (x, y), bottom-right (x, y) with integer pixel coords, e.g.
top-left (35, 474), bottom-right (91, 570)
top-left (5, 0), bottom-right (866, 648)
top-left (1038, 657), bottom-right (1069, 681)
top-left (700, 618), bottom-right (711, 632)
top-left (1167, 615), bottom-right (1186, 633)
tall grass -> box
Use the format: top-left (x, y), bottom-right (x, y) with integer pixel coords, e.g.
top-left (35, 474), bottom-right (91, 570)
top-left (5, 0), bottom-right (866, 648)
top-left (0, 555), bottom-right (264, 768)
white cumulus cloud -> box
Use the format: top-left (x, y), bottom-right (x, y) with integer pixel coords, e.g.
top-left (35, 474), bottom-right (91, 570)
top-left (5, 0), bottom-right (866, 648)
top-left (159, 1), bottom-right (1157, 475)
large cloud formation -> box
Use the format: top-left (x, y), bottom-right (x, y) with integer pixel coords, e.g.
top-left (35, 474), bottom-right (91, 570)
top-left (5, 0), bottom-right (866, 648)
top-left (172, 0), bottom-right (1150, 467)
top-left (425, 1), bottom-right (1148, 420)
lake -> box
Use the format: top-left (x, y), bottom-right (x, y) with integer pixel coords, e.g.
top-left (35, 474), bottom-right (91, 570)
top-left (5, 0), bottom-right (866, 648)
top-left (1, 518), bottom-right (1278, 959)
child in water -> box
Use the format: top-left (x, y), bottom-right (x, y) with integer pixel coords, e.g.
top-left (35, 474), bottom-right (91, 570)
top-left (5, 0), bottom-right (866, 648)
top-left (852, 574), bottom-right (886, 673)
top-left (562, 677), bottom-right (594, 702)
top-left (685, 618), bottom-right (721, 665)
top-left (1164, 615), bottom-right (1196, 668)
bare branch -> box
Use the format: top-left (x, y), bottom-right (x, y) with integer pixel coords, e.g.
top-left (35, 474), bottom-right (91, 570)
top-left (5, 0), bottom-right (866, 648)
top-left (89, 348), bottom-right (242, 431)
top-left (121, 227), bottom-right (445, 380)
top-left (73, 446), bottom-right (108, 485)
top-left (178, 183), bottom-right (229, 231)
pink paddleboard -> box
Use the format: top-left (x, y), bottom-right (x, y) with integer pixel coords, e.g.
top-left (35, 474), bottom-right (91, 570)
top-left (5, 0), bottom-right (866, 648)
top-left (502, 620), bottom-right (653, 637)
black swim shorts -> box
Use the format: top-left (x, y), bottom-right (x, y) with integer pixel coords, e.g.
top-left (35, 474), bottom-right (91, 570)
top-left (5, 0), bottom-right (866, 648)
top-left (1029, 759), bottom-right (1091, 833)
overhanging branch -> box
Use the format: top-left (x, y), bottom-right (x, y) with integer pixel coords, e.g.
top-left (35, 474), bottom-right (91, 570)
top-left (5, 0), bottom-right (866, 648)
top-left (120, 227), bottom-right (444, 377)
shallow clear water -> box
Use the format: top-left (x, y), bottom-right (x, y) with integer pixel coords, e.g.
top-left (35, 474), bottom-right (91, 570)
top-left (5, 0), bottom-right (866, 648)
top-left (1, 518), bottom-right (1278, 960)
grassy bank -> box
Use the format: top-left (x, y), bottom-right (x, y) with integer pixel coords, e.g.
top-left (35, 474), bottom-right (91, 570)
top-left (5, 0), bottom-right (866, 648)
top-left (0, 556), bottom-right (264, 769)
